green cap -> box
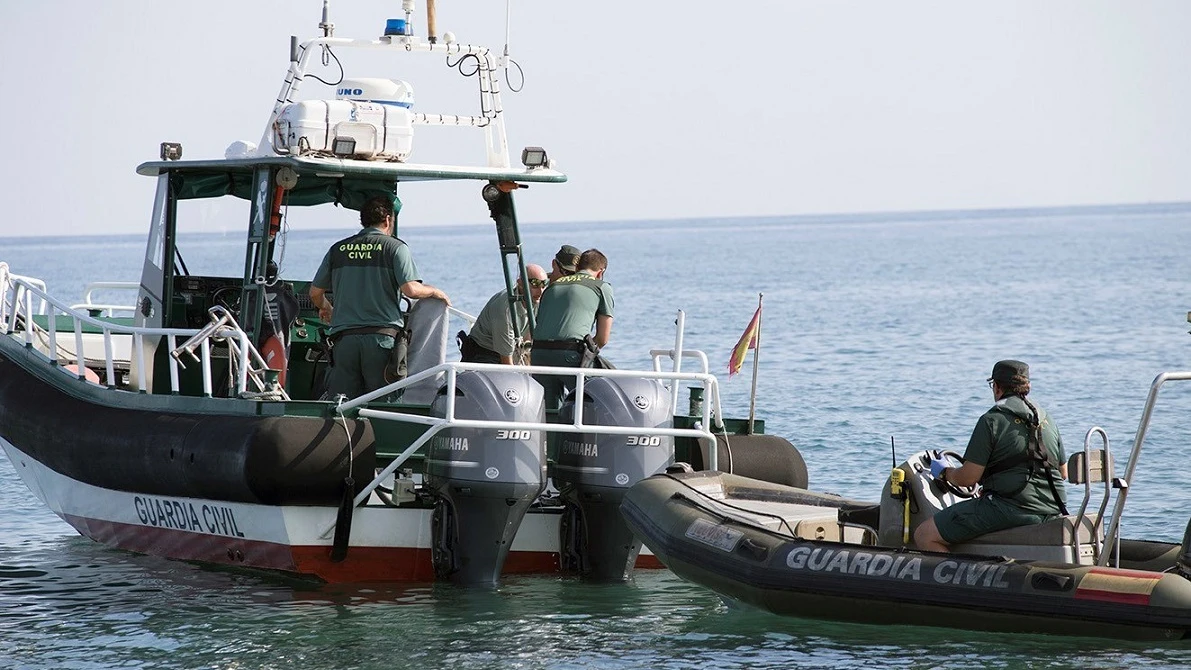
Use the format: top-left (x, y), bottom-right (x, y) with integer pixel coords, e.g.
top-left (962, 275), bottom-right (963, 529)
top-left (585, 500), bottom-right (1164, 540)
top-left (988, 360), bottom-right (1029, 384)
top-left (554, 245), bottom-right (580, 272)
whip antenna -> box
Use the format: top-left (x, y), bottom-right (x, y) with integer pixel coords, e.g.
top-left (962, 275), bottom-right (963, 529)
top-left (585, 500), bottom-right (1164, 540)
top-left (890, 436), bottom-right (897, 469)
top-left (319, 0), bottom-right (334, 37)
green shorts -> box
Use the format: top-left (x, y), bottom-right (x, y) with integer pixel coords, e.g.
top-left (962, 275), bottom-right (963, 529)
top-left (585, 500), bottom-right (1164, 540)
top-left (934, 494), bottom-right (1052, 545)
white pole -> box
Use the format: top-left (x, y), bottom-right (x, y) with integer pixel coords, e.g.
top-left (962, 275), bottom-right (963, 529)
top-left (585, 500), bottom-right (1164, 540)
top-left (670, 309), bottom-right (685, 417)
top-left (747, 293), bottom-right (763, 434)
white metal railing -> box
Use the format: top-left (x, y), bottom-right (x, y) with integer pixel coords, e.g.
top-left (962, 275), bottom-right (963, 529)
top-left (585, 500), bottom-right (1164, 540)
top-left (1098, 370), bottom-right (1191, 566)
top-left (1075, 427), bottom-right (1116, 566)
top-left (447, 305), bottom-right (477, 331)
top-left (70, 281), bottom-right (140, 317)
top-left (5, 270), bottom-right (48, 315)
top-left (0, 265), bottom-right (282, 399)
top-left (332, 361), bottom-right (724, 515)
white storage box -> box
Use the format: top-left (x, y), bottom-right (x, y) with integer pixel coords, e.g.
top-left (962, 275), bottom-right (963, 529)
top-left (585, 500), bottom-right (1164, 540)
top-left (272, 99), bottom-right (414, 161)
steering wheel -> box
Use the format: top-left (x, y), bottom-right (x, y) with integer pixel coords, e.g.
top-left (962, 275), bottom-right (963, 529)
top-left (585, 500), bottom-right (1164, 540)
top-left (926, 449), bottom-right (979, 499)
top-left (210, 286), bottom-right (242, 314)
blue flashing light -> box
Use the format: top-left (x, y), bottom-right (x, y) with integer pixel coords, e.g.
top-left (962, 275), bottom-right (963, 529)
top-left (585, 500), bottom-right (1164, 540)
top-left (384, 19), bottom-right (407, 36)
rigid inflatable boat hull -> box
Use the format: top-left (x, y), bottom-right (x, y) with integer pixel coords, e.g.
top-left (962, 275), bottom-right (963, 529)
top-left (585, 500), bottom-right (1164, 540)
top-left (623, 472), bottom-right (1191, 641)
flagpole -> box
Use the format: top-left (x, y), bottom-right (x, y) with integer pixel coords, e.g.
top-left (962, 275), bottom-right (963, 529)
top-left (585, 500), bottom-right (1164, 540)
top-left (747, 292), bottom-right (763, 434)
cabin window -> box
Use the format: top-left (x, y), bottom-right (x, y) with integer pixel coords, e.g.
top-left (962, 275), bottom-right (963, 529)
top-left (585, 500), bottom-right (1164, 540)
top-left (173, 197), bottom-right (252, 278)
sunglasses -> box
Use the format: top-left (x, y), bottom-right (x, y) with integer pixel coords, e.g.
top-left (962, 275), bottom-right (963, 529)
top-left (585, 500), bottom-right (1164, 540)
top-left (528, 278), bottom-right (549, 288)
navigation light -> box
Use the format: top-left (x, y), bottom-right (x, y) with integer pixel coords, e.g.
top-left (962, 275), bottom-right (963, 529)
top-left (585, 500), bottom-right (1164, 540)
top-left (521, 146), bottom-right (548, 169)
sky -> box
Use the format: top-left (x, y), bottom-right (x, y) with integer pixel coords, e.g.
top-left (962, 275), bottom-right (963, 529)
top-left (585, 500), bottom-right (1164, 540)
top-left (1, 1), bottom-right (1190, 237)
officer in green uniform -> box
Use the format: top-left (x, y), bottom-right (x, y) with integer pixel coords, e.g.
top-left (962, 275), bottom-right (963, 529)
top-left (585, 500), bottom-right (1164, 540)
top-left (914, 360), bottom-right (1068, 553)
top-left (462, 264), bottom-right (548, 364)
top-left (531, 249), bottom-right (614, 409)
top-left (309, 196), bottom-right (450, 400)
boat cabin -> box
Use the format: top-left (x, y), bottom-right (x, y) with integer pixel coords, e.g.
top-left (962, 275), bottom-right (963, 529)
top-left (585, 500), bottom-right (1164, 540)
top-left (127, 154), bottom-right (564, 401)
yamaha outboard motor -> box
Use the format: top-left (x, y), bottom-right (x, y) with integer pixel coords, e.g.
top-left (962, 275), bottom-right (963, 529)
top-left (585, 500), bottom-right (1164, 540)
top-left (555, 377), bottom-right (673, 581)
top-left (426, 370), bottom-right (547, 585)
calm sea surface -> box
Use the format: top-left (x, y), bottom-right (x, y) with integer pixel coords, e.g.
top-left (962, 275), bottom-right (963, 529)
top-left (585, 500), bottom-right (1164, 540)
top-left (3, 204), bottom-right (1191, 668)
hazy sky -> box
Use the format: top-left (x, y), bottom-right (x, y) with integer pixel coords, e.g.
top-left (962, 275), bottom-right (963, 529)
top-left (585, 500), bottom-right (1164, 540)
top-left (2, 1), bottom-right (1189, 237)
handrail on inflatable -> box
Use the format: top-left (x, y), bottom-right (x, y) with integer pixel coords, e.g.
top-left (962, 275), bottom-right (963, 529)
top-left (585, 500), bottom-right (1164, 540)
top-left (1099, 370), bottom-right (1191, 566)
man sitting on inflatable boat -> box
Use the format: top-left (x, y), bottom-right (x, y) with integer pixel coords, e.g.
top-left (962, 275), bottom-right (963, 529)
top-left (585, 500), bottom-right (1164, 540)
top-left (914, 360), bottom-right (1068, 553)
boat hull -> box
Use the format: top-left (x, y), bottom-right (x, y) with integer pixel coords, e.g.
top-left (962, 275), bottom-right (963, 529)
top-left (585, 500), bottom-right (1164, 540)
top-left (2, 436), bottom-right (663, 582)
top-left (622, 472), bottom-right (1191, 641)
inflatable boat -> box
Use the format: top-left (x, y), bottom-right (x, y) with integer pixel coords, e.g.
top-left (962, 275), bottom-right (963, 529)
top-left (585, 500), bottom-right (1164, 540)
top-left (623, 375), bottom-right (1191, 640)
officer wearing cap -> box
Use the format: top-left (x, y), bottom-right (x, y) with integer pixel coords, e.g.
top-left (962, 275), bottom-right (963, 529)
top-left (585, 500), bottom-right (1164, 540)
top-left (532, 248), bottom-right (614, 409)
top-left (548, 245), bottom-right (581, 282)
top-left (914, 360), bottom-right (1068, 553)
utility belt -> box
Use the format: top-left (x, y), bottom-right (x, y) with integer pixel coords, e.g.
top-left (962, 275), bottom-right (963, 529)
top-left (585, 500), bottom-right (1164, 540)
top-left (329, 326), bottom-right (402, 343)
top-left (327, 325), bottom-right (410, 383)
top-left (456, 330), bottom-right (500, 362)
top-left (533, 337), bottom-right (612, 369)
top-left (532, 338), bottom-right (586, 352)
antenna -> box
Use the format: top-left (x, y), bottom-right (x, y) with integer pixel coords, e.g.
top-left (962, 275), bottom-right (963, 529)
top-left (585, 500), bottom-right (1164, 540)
top-left (890, 436), bottom-right (897, 469)
top-left (403, 0), bottom-right (415, 36)
top-left (426, 0), bottom-right (438, 43)
top-left (319, 0), bottom-right (334, 37)
top-left (504, 0), bottom-right (512, 60)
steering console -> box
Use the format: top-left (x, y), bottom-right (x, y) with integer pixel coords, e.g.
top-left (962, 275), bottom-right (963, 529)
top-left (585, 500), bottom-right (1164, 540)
top-left (920, 449), bottom-right (979, 499)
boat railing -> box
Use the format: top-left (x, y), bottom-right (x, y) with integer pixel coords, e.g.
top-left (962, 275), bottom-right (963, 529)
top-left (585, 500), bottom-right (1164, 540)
top-left (1073, 427), bottom-right (1117, 566)
top-left (1098, 370), bottom-right (1191, 566)
top-left (2, 269), bottom-right (49, 315)
top-left (333, 361), bottom-right (726, 515)
top-left (70, 281), bottom-right (140, 317)
top-left (0, 265), bottom-right (281, 399)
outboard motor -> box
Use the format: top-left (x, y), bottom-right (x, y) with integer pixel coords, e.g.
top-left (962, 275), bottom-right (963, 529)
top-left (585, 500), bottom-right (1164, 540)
top-left (555, 377), bottom-right (673, 581)
top-left (426, 370), bottom-right (547, 585)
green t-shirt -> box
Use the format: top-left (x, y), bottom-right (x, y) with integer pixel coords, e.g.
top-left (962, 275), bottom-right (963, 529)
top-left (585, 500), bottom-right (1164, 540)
top-left (469, 289), bottom-right (529, 357)
top-left (312, 228), bottom-right (420, 334)
top-left (533, 272), bottom-right (614, 341)
top-left (963, 395), bottom-right (1066, 515)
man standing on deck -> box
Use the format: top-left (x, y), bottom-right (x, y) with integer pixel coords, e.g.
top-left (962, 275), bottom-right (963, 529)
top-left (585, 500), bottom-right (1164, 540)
top-left (548, 245), bottom-right (581, 282)
top-left (309, 196), bottom-right (451, 400)
top-left (531, 249), bottom-right (614, 409)
top-left (914, 360), bottom-right (1068, 552)
top-left (460, 264), bottom-right (549, 365)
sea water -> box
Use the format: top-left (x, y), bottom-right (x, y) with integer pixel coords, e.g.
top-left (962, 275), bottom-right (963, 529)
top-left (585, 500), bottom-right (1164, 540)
top-left (2, 204), bottom-right (1191, 668)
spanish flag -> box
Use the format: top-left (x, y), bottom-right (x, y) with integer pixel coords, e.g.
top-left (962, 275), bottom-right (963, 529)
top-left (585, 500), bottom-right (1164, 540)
top-left (728, 305), bottom-right (762, 377)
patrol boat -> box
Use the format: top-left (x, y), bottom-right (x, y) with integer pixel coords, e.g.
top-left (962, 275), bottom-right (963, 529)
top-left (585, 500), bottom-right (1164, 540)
top-left (622, 371), bottom-right (1191, 640)
top-left (0, 2), bottom-right (804, 585)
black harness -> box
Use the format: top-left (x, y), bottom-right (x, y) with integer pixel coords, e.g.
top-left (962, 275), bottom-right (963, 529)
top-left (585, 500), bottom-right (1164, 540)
top-left (981, 399), bottom-right (1068, 515)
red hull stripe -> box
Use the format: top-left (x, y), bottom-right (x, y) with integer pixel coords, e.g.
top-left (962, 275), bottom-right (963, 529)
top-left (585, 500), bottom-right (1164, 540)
top-left (1073, 589), bottom-right (1153, 606)
top-left (63, 513), bottom-right (662, 582)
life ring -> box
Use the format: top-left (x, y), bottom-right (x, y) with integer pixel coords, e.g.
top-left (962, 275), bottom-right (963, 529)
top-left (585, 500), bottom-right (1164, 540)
top-left (260, 334), bottom-right (287, 387)
top-left (62, 364), bottom-right (101, 384)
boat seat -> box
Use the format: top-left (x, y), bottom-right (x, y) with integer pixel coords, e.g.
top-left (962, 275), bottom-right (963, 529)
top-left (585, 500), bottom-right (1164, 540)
top-left (952, 445), bottom-right (1115, 564)
top-left (951, 515), bottom-right (1097, 563)
top-left (956, 514), bottom-right (1095, 547)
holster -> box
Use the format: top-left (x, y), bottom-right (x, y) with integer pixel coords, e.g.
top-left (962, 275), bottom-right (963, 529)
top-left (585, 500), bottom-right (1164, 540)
top-left (579, 335), bottom-right (600, 369)
top-left (383, 327), bottom-right (412, 383)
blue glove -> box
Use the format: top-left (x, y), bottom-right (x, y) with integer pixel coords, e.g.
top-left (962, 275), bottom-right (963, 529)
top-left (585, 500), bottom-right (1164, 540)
top-left (929, 457), bottom-right (948, 479)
